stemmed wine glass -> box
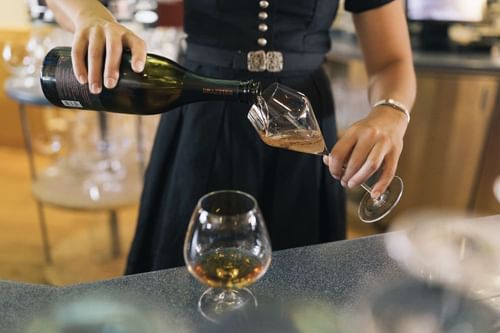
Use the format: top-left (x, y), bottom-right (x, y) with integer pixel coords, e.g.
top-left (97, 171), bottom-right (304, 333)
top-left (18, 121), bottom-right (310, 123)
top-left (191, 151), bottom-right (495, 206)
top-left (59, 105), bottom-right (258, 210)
top-left (385, 210), bottom-right (500, 311)
top-left (183, 190), bottom-right (272, 322)
top-left (2, 40), bottom-right (30, 78)
top-left (248, 83), bottom-right (403, 223)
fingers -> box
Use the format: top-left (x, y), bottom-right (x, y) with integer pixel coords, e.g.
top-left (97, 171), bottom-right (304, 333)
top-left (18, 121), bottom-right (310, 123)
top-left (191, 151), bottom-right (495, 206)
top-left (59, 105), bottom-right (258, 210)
top-left (71, 20), bottom-right (147, 92)
top-left (72, 31), bottom-right (89, 84)
top-left (323, 126), bottom-right (400, 197)
top-left (123, 32), bottom-right (146, 73)
top-left (87, 27), bottom-right (105, 94)
top-left (371, 152), bottom-right (399, 199)
top-left (326, 134), bottom-right (356, 181)
top-left (341, 133), bottom-right (377, 188)
top-left (347, 141), bottom-right (389, 193)
top-left (103, 29), bottom-right (122, 89)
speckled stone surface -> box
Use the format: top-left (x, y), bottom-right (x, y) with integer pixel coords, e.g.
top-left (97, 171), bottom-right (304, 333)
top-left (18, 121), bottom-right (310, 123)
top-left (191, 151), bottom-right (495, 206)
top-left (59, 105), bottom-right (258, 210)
top-left (0, 281), bottom-right (57, 333)
top-left (6, 217), bottom-right (500, 332)
top-left (1, 234), bottom-right (412, 333)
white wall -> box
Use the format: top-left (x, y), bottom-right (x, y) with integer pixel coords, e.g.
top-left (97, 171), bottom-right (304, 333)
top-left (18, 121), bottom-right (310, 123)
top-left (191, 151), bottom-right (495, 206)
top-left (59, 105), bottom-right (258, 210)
top-left (0, 0), bottom-right (29, 29)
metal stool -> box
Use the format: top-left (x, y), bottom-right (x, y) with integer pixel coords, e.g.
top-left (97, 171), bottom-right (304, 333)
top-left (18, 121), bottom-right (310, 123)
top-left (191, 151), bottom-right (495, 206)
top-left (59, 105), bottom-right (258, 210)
top-left (4, 77), bottom-right (145, 266)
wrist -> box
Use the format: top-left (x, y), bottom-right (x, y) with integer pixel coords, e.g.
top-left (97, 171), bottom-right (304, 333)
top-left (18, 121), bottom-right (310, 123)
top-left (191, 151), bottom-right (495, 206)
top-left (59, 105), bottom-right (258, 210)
top-left (369, 105), bottom-right (409, 134)
top-left (75, 7), bottom-right (116, 28)
top-left (372, 98), bottom-right (411, 123)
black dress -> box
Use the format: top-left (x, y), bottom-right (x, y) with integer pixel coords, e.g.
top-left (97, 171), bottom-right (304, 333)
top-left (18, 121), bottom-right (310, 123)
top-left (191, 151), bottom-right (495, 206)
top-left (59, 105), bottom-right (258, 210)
top-left (126, 0), bottom-right (394, 274)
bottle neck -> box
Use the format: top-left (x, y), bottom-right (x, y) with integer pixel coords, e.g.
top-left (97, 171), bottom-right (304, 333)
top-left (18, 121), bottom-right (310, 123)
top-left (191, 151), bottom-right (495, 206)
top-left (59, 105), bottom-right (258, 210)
top-left (238, 80), bottom-right (261, 104)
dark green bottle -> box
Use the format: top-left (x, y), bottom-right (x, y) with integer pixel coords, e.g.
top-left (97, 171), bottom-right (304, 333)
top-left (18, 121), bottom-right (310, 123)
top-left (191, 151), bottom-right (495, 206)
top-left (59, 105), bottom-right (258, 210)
top-left (40, 47), bottom-right (261, 115)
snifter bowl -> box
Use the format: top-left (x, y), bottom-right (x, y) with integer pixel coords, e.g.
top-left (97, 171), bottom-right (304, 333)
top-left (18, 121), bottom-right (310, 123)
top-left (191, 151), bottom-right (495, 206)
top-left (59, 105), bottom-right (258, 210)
top-left (183, 190), bottom-right (272, 322)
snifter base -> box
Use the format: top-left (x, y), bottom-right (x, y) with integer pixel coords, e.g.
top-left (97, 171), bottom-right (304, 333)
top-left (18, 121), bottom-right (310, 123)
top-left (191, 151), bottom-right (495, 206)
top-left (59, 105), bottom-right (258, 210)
top-left (198, 288), bottom-right (257, 323)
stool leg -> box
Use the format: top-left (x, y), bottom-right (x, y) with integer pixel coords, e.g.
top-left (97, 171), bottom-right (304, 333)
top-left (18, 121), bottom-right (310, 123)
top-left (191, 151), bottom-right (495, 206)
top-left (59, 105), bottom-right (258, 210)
top-left (136, 116), bottom-right (146, 177)
top-left (108, 210), bottom-right (121, 258)
top-left (36, 201), bottom-right (52, 264)
top-left (19, 103), bottom-right (52, 264)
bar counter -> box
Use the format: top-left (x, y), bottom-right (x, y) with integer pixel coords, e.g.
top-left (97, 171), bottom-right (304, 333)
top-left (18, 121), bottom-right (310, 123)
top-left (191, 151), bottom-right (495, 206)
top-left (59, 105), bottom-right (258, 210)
top-left (328, 35), bottom-right (500, 74)
top-left (2, 215), bottom-right (500, 332)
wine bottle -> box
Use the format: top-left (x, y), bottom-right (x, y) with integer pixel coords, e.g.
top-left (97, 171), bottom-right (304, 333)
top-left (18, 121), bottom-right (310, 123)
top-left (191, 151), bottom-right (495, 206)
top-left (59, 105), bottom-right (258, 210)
top-left (40, 47), bottom-right (261, 115)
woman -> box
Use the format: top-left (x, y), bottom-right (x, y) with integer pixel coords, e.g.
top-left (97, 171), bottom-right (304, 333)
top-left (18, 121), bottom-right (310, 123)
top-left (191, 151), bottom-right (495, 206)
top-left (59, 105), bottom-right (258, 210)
top-left (46, 0), bottom-right (416, 273)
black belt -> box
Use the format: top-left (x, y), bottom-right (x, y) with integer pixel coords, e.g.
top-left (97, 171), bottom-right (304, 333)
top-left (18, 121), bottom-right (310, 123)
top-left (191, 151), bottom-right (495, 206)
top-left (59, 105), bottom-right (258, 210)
top-left (186, 43), bottom-right (325, 73)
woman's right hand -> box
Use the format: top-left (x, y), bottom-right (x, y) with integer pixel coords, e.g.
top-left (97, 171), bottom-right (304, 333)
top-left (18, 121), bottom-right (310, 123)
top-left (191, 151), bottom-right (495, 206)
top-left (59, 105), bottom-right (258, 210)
top-left (72, 16), bottom-right (147, 94)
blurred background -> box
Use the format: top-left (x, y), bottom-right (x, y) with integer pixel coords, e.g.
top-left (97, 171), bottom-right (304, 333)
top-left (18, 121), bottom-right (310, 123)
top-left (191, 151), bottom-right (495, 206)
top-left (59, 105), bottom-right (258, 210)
top-left (0, 0), bottom-right (498, 286)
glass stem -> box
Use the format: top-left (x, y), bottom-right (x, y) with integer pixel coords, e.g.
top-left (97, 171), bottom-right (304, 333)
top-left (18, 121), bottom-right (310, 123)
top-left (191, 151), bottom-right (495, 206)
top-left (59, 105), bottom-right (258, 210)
top-left (360, 183), bottom-right (373, 193)
top-left (321, 151), bottom-right (374, 195)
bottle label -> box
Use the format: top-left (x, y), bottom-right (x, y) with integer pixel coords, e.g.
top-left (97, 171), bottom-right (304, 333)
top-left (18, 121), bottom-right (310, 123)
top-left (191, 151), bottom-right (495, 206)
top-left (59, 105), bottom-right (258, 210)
top-left (55, 55), bottom-right (104, 109)
top-left (61, 100), bottom-right (83, 108)
top-left (202, 87), bottom-right (235, 96)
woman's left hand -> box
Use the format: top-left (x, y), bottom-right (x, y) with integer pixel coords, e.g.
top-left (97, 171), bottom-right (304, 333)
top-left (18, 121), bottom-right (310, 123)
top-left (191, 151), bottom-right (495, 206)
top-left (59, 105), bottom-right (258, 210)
top-left (323, 107), bottom-right (408, 199)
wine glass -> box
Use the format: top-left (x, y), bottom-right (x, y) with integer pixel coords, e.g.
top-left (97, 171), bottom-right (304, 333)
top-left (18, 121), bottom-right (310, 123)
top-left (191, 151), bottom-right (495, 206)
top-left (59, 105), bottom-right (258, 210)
top-left (248, 83), bottom-right (403, 223)
top-left (2, 40), bottom-right (30, 78)
top-left (184, 190), bottom-right (272, 322)
top-left (385, 210), bottom-right (500, 307)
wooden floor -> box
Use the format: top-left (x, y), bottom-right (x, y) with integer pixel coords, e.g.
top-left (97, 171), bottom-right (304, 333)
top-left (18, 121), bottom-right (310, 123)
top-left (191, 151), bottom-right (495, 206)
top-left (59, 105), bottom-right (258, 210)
top-left (0, 146), bottom-right (378, 286)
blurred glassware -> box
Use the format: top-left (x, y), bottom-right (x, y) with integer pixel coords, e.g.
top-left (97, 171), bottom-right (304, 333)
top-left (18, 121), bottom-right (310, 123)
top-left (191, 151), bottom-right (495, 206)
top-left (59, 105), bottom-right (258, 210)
top-left (349, 280), bottom-right (500, 333)
top-left (31, 109), bottom-right (149, 206)
top-left (386, 211), bottom-right (500, 301)
top-left (23, 293), bottom-right (186, 333)
top-left (2, 22), bottom-right (59, 86)
top-left (24, 34), bottom-right (47, 77)
top-left (107, 0), bottom-right (136, 22)
top-left (67, 112), bottom-right (135, 201)
top-left (2, 40), bottom-right (30, 77)
top-left (32, 109), bottom-right (69, 159)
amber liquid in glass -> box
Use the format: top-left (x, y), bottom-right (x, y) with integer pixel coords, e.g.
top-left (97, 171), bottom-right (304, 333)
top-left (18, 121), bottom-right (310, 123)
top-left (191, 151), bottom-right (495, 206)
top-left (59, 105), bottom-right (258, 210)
top-left (191, 248), bottom-right (265, 289)
top-left (259, 129), bottom-right (327, 155)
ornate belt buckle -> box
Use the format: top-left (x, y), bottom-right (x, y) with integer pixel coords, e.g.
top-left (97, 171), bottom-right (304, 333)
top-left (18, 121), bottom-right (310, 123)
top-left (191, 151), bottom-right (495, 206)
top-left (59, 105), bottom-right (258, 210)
top-left (247, 50), bottom-right (284, 72)
top-left (247, 50), bottom-right (267, 72)
top-left (265, 51), bottom-right (283, 72)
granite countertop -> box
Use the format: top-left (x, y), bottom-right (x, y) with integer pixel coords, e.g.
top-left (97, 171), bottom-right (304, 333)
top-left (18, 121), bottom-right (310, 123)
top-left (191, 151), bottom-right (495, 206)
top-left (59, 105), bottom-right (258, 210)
top-left (328, 35), bottom-right (500, 74)
top-left (1, 235), bottom-right (407, 333)
top-left (2, 215), bottom-right (500, 332)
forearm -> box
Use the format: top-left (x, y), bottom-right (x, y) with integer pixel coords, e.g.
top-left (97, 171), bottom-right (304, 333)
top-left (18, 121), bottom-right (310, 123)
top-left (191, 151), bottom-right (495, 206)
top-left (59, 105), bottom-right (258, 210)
top-left (325, 1), bottom-right (417, 196)
top-left (46, 0), bottom-right (115, 32)
top-left (367, 58), bottom-right (416, 112)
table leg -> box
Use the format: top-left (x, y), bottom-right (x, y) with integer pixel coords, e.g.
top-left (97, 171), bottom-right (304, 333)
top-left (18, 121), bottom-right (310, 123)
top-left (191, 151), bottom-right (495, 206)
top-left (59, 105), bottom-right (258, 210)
top-left (19, 103), bottom-right (52, 264)
top-left (108, 210), bottom-right (121, 258)
top-left (136, 116), bottom-right (146, 178)
top-left (36, 201), bottom-right (52, 264)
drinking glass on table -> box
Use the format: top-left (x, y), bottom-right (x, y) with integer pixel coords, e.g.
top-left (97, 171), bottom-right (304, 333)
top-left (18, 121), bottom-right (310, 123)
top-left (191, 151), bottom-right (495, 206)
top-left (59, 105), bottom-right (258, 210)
top-left (248, 83), bottom-right (403, 223)
top-left (386, 210), bottom-right (500, 312)
top-left (183, 190), bottom-right (272, 322)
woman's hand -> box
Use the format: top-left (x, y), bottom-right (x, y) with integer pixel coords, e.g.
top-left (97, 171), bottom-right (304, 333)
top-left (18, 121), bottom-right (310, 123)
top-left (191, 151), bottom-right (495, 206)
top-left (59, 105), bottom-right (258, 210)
top-left (72, 16), bottom-right (147, 94)
top-left (323, 107), bottom-right (408, 198)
